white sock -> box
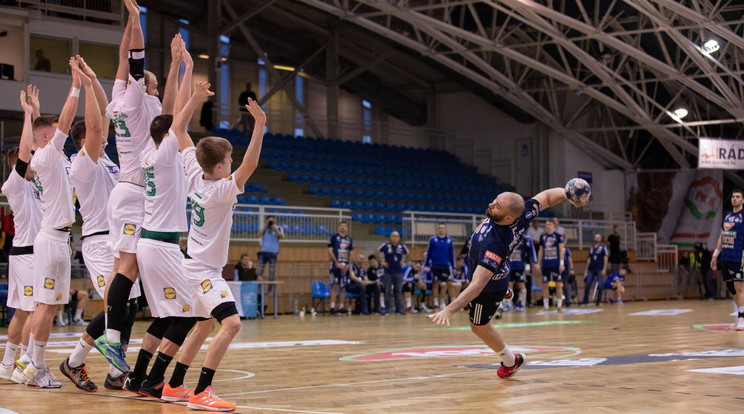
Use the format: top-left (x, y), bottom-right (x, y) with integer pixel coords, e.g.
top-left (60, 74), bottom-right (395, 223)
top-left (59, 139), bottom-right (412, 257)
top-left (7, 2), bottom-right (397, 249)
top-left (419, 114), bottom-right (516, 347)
top-left (20, 343), bottom-right (27, 357)
top-left (330, 301), bottom-right (335, 310)
top-left (434, 298), bottom-right (439, 306)
top-left (734, 302), bottom-right (739, 323)
top-left (557, 297), bottom-right (564, 308)
top-left (519, 288), bottom-right (527, 307)
top-left (2, 342), bottom-right (18, 366)
top-left (543, 298), bottom-right (549, 309)
top-left (56, 310), bottom-right (64, 322)
top-left (106, 329), bottom-right (121, 344)
top-left (32, 341), bottom-right (47, 369)
top-left (379, 297), bottom-right (385, 308)
top-left (74, 309), bottom-right (83, 321)
top-left (339, 303), bottom-right (344, 310)
top-left (68, 339), bottom-right (92, 368)
top-left (405, 297), bottom-right (411, 309)
top-left (109, 364), bottom-right (124, 377)
top-left (498, 344), bottom-right (516, 367)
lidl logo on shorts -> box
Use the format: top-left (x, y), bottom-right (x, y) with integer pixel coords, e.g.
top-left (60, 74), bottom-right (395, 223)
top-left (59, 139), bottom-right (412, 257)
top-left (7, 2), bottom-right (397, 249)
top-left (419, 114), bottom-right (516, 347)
top-left (201, 280), bottom-right (212, 293)
top-left (44, 278), bottom-right (55, 289)
top-left (182, 304), bottom-right (191, 313)
top-left (220, 290), bottom-right (229, 298)
top-left (164, 287), bottom-right (176, 299)
top-left (123, 223), bottom-right (136, 235)
top-left (97, 275), bottom-right (106, 287)
top-left (56, 294), bottom-right (62, 301)
top-left (23, 286), bottom-right (33, 296)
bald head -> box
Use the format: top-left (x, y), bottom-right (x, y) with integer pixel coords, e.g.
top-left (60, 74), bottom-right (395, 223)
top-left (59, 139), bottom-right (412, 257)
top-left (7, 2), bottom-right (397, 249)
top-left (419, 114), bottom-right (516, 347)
top-left (487, 192), bottom-right (525, 225)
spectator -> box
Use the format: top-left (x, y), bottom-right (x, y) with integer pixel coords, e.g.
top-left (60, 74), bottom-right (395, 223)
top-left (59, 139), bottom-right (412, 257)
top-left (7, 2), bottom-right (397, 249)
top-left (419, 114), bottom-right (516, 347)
top-left (526, 220), bottom-right (543, 243)
top-left (378, 231), bottom-right (409, 315)
top-left (199, 100), bottom-right (214, 131)
top-left (234, 253), bottom-right (257, 281)
top-left (258, 215), bottom-right (284, 293)
top-left (237, 82), bottom-right (258, 133)
top-left (424, 223), bottom-right (455, 311)
top-left (366, 255), bottom-right (385, 314)
top-left (605, 267), bottom-right (627, 304)
top-left (582, 233), bottom-right (608, 306)
top-left (33, 49), bottom-right (51, 72)
top-left (607, 226), bottom-right (622, 272)
top-left (55, 289), bottom-right (88, 327)
top-left (402, 262), bottom-right (428, 313)
top-left (552, 217), bottom-right (565, 236)
top-left (346, 256), bottom-right (370, 315)
top-left (328, 221), bottom-right (353, 315)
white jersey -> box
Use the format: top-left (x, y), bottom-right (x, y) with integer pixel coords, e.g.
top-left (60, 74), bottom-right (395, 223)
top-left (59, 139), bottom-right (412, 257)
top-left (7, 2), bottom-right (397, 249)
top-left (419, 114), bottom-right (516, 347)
top-left (106, 75), bottom-right (160, 186)
top-left (1, 163), bottom-right (42, 246)
top-left (70, 150), bottom-right (119, 236)
top-left (184, 147), bottom-right (243, 269)
top-left (30, 129), bottom-right (75, 230)
top-left (141, 129), bottom-right (187, 232)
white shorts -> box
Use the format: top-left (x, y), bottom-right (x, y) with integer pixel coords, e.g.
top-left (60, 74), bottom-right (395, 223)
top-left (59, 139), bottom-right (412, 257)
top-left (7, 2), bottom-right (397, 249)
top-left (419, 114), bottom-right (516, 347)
top-left (33, 229), bottom-right (71, 305)
top-left (107, 182), bottom-right (145, 257)
top-left (82, 234), bottom-right (141, 300)
top-left (7, 252), bottom-right (37, 312)
top-left (137, 238), bottom-right (193, 318)
top-left (184, 259), bottom-right (235, 319)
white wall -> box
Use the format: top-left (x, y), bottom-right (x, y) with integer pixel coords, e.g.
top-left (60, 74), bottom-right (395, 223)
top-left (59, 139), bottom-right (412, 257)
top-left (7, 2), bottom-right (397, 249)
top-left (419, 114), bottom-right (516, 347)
top-left (0, 25), bottom-right (25, 82)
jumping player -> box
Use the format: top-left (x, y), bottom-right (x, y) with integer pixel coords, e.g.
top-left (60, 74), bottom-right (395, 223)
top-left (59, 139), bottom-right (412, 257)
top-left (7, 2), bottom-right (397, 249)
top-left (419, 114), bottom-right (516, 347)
top-left (0, 88), bottom-right (43, 384)
top-left (537, 220), bottom-right (565, 311)
top-left (428, 185), bottom-right (586, 378)
top-left (711, 189), bottom-right (744, 330)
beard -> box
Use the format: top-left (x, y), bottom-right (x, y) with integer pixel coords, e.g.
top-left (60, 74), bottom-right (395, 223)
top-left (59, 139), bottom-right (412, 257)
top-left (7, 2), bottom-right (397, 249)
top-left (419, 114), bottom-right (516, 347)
top-left (486, 207), bottom-right (506, 223)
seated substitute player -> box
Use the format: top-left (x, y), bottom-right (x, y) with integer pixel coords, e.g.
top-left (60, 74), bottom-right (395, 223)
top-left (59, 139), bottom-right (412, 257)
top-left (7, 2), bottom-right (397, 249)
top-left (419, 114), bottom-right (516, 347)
top-left (448, 256), bottom-right (469, 306)
top-left (402, 262), bottom-right (427, 313)
top-left (366, 255), bottom-right (385, 314)
top-left (505, 235), bottom-right (536, 313)
top-left (0, 88), bottom-right (42, 384)
top-left (428, 182), bottom-right (588, 378)
top-left (604, 267), bottom-right (626, 304)
top-left (328, 221), bottom-right (353, 315)
top-left (348, 254), bottom-right (371, 315)
top-left (536, 220), bottom-right (566, 311)
top-left (157, 82), bottom-right (263, 411)
top-left (425, 224), bottom-right (456, 311)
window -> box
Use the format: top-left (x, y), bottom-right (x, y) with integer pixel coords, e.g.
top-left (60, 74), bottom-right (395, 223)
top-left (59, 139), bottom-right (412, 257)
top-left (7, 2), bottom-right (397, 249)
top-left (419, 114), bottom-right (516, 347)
top-left (140, 6), bottom-right (147, 44)
top-left (258, 58), bottom-right (267, 110)
top-left (30, 35), bottom-right (71, 74)
top-left (363, 135), bottom-right (371, 144)
top-left (295, 72), bottom-right (304, 136)
top-left (178, 20), bottom-right (189, 81)
top-left (219, 36), bottom-right (230, 129)
top-left (362, 99), bottom-right (372, 142)
top-left (78, 42), bottom-right (117, 79)
top-left (294, 128), bottom-right (304, 137)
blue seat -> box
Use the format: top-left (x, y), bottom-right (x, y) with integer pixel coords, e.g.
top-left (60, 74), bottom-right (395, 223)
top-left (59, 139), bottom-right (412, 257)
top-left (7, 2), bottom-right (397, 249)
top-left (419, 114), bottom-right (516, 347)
top-left (246, 195), bottom-right (258, 204)
top-left (259, 196), bottom-right (270, 204)
top-left (341, 200), bottom-right (352, 209)
top-left (352, 212), bottom-right (363, 221)
top-left (375, 226), bottom-right (386, 235)
top-left (320, 187), bottom-right (331, 196)
top-left (362, 213), bottom-right (374, 223)
top-left (309, 186), bottom-right (320, 195)
top-left (271, 196), bottom-right (283, 205)
top-left (287, 174), bottom-right (298, 182)
top-left (330, 199), bottom-right (341, 208)
top-left (311, 281), bottom-right (331, 314)
top-left (318, 224), bottom-right (330, 235)
top-left (374, 214), bottom-right (386, 223)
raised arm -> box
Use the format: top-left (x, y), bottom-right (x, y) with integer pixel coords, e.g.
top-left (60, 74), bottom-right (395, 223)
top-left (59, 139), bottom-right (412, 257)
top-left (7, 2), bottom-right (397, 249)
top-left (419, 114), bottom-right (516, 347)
top-left (173, 80), bottom-right (213, 151)
top-left (18, 90), bottom-right (34, 163)
top-left (174, 44), bottom-right (194, 116)
top-left (125, 0), bottom-right (144, 51)
top-left (72, 62), bottom-right (102, 163)
top-left (233, 98), bottom-right (266, 188)
top-left (532, 188), bottom-right (569, 210)
top-left (115, 17), bottom-right (132, 82)
top-left (77, 56), bottom-right (110, 141)
top-left (58, 57), bottom-right (82, 135)
top-left (161, 34), bottom-right (182, 116)
top-left (26, 84), bottom-right (40, 120)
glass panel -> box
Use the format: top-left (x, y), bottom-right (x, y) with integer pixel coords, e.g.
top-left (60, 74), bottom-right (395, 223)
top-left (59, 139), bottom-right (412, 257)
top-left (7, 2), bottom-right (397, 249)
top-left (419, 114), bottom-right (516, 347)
top-left (30, 35), bottom-right (71, 74)
top-left (78, 42), bottom-right (117, 79)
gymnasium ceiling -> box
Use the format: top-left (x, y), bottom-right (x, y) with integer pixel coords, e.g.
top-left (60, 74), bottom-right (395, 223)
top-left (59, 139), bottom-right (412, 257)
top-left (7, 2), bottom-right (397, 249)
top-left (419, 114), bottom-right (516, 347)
top-left (143, 0), bottom-right (744, 177)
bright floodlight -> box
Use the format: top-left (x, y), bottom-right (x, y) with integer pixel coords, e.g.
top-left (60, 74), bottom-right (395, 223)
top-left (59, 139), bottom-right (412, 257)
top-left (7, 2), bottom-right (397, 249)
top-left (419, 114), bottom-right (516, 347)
top-left (703, 39), bottom-right (720, 53)
top-left (673, 108), bottom-right (688, 119)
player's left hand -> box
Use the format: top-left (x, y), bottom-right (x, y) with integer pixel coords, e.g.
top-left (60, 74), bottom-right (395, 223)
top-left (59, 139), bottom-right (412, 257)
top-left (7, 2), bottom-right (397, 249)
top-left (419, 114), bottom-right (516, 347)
top-left (559, 265), bottom-right (565, 274)
top-left (427, 309), bottom-right (452, 327)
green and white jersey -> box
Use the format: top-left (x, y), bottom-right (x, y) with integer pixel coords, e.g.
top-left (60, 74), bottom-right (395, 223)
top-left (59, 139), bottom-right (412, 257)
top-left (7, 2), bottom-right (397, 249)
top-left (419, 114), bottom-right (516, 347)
top-left (140, 128), bottom-right (187, 232)
top-left (184, 147), bottom-right (243, 269)
top-left (30, 129), bottom-right (75, 230)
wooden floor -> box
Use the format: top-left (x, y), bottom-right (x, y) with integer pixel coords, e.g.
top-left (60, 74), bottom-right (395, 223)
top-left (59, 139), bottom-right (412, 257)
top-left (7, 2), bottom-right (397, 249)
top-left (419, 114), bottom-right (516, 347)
top-left (2, 300), bottom-right (744, 413)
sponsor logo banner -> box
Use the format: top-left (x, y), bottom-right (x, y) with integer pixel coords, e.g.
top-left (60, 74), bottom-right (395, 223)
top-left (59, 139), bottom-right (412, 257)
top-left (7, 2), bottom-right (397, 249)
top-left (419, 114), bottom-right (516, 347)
top-left (699, 138), bottom-right (744, 169)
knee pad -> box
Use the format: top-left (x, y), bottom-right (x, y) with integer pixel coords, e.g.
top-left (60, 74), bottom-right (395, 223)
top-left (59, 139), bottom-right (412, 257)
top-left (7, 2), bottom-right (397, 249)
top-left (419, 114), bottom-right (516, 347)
top-left (727, 280), bottom-right (737, 295)
top-left (163, 317), bottom-right (197, 346)
top-left (128, 49), bottom-right (145, 80)
top-left (212, 302), bottom-right (239, 323)
top-left (146, 317), bottom-right (169, 340)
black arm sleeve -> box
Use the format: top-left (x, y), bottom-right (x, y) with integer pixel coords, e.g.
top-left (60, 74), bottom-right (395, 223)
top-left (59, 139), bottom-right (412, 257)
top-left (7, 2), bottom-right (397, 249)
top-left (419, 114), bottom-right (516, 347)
top-left (129, 48), bottom-right (145, 80)
top-left (15, 159), bottom-right (28, 177)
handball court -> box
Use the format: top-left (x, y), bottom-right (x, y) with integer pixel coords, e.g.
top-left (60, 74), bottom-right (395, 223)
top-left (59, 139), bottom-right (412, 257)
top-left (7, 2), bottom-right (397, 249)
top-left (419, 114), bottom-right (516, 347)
top-left (1, 300), bottom-right (743, 414)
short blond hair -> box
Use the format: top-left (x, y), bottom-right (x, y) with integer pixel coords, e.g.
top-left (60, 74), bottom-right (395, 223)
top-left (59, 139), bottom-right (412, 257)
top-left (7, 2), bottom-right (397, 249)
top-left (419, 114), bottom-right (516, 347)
top-left (196, 136), bottom-right (232, 174)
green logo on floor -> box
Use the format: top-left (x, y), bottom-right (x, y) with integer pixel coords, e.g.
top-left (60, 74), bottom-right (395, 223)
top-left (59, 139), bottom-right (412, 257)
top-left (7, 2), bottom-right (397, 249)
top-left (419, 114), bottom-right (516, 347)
top-left (426, 320), bottom-right (593, 330)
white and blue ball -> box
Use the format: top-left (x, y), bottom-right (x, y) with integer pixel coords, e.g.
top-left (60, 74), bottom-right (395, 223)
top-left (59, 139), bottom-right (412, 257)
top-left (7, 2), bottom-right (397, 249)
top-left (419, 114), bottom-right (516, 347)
top-left (565, 178), bottom-right (591, 206)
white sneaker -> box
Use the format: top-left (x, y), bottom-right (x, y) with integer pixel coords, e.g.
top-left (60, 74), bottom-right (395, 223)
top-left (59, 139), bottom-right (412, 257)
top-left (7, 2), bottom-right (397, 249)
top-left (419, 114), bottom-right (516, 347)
top-left (439, 303), bottom-right (446, 311)
top-left (11, 365), bottom-right (29, 385)
top-left (55, 318), bottom-right (67, 327)
top-left (736, 317), bottom-right (744, 331)
top-left (419, 304), bottom-right (432, 312)
top-left (25, 364), bottom-right (61, 388)
top-left (0, 363), bottom-right (13, 381)
top-left (71, 318), bottom-right (88, 326)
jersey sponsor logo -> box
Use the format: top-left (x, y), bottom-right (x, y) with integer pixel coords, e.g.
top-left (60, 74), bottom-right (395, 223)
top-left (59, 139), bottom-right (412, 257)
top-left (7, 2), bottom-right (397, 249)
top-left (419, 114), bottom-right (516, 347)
top-left (44, 278), bottom-right (55, 289)
top-left (201, 279), bottom-right (213, 293)
top-left (164, 287), bottom-right (176, 299)
top-left (97, 275), bottom-right (105, 287)
top-left (724, 222), bottom-right (735, 231)
top-left (225, 175), bottom-right (232, 182)
top-left (220, 290), bottom-right (229, 298)
top-left (182, 304), bottom-right (191, 313)
top-left (56, 293), bottom-right (62, 301)
top-left (23, 286), bottom-right (33, 296)
top-left (485, 251), bottom-right (502, 264)
top-left (123, 223), bottom-right (136, 235)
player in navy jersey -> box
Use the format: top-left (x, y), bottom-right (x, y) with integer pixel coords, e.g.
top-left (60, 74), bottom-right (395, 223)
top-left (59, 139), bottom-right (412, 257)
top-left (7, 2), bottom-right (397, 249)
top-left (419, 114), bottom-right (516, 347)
top-left (366, 255), bottom-right (386, 314)
top-left (711, 189), bottom-right (744, 330)
top-left (582, 233), bottom-right (608, 306)
top-left (424, 224), bottom-right (456, 311)
top-left (537, 220), bottom-right (566, 311)
top-left (428, 184), bottom-right (587, 378)
top-left (504, 236), bottom-right (536, 312)
top-left (328, 221), bottom-right (353, 315)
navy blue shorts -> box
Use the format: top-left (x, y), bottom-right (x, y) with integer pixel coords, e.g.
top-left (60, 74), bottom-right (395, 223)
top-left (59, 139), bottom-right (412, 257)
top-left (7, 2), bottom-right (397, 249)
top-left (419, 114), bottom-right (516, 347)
top-left (432, 268), bottom-right (451, 282)
top-left (721, 261), bottom-right (743, 282)
top-left (510, 269), bottom-right (526, 283)
top-left (542, 266), bottom-right (562, 283)
top-left (469, 290), bottom-right (507, 326)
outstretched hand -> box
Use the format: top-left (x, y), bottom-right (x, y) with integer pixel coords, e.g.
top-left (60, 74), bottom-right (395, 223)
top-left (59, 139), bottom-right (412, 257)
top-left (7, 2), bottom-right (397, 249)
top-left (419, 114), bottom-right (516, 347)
top-left (71, 59), bottom-right (91, 85)
top-left (19, 90), bottom-right (33, 115)
top-left (170, 33), bottom-right (182, 62)
top-left (69, 57), bottom-right (82, 87)
top-left (26, 84), bottom-right (40, 114)
top-left (124, 0), bottom-right (140, 17)
top-left (427, 309), bottom-right (452, 327)
top-left (193, 81), bottom-right (215, 98)
top-left (76, 55), bottom-right (97, 80)
top-left (245, 98), bottom-right (266, 124)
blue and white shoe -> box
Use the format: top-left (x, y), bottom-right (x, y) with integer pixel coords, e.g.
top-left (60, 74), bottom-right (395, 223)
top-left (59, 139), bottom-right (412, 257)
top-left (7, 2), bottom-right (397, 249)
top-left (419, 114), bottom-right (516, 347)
top-left (94, 335), bottom-right (130, 373)
top-left (514, 304), bottom-right (526, 312)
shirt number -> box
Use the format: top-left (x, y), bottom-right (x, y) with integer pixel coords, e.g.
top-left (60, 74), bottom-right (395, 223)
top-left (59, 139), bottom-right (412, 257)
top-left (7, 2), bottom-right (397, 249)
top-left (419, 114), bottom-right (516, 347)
top-left (113, 119), bottom-right (131, 138)
top-left (192, 201), bottom-right (205, 227)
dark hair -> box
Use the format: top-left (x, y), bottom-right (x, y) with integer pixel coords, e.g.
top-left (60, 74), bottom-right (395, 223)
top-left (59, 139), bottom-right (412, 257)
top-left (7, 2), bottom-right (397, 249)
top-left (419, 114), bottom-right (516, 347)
top-left (733, 189), bottom-right (744, 197)
top-left (368, 255), bottom-right (376, 261)
top-left (70, 120), bottom-right (86, 151)
top-left (196, 136), bottom-right (232, 174)
top-left (7, 147), bottom-right (19, 168)
top-left (438, 223), bottom-right (446, 227)
top-left (267, 215), bottom-right (275, 220)
top-left (32, 115), bottom-right (59, 132)
top-left (339, 220), bottom-right (348, 225)
top-left (240, 253), bottom-right (249, 260)
top-left (149, 115), bottom-right (173, 146)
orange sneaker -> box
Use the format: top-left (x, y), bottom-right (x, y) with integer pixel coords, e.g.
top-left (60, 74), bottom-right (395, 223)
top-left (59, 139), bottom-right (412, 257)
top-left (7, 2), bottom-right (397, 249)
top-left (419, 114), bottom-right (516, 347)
top-left (187, 386), bottom-right (236, 412)
top-left (162, 383), bottom-right (193, 402)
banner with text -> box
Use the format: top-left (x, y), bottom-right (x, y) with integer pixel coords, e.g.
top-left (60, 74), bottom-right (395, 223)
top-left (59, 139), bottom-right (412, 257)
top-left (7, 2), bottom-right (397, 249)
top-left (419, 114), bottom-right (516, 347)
top-left (699, 138), bottom-right (744, 169)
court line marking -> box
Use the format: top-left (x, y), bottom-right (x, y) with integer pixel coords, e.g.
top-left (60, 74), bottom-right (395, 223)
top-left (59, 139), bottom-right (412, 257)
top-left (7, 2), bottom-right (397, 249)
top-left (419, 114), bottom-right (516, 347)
top-left (236, 406), bottom-right (346, 414)
top-left (220, 369), bottom-right (486, 397)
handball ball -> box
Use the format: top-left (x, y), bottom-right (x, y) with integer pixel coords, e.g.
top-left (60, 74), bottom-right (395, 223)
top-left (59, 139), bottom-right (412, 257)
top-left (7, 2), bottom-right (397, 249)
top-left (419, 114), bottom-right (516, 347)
top-left (565, 178), bottom-right (591, 206)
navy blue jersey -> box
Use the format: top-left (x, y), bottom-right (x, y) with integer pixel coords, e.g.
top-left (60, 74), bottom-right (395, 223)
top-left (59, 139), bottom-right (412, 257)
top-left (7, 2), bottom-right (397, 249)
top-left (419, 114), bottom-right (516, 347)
top-left (350, 263), bottom-right (364, 283)
top-left (604, 270), bottom-right (625, 289)
top-left (328, 233), bottom-right (353, 269)
top-left (378, 242), bottom-right (409, 274)
top-left (587, 243), bottom-right (608, 271)
top-left (468, 199), bottom-right (541, 293)
top-left (721, 211), bottom-right (744, 263)
top-left (508, 236), bottom-right (537, 271)
top-left (366, 265), bottom-right (385, 282)
top-left (402, 264), bottom-right (417, 282)
top-left (539, 232), bottom-right (564, 268)
top-left (453, 264), bottom-right (470, 282)
top-left (425, 235), bottom-right (455, 269)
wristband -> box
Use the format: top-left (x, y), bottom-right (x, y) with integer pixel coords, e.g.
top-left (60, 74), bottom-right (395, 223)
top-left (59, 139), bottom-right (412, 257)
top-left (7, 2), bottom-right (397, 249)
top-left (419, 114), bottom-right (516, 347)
top-left (713, 249), bottom-right (720, 258)
top-left (559, 260), bottom-right (565, 266)
top-left (70, 88), bottom-right (80, 97)
top-left (525, 264), bottom-right (531, 272)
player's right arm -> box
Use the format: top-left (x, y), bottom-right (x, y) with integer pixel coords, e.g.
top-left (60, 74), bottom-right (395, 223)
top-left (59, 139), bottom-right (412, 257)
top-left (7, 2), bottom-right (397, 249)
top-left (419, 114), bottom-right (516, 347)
top-left (233, 98), bottom-right (266, 188)
top-left (532, 187), bottom-right (585, 210)
top-left (115, 13), bottom-right (132, 83)
top-left (173, 81), bottom-right (213, 151)
top-left (18, 90), bottom-right (34, 163)
top-left (427, 265), bottom-right (491, 327)
top-left (73, 62), bottom-right (102, 163)
top-left (56, 58), bottom-right (82, 145)
top-left (711, 233), bottom-right (722, 271)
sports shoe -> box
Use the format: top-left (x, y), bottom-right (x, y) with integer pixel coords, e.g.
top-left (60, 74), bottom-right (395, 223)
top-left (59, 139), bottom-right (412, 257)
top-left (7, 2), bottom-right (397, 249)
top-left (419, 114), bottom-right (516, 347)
top-left (123, 375), bottom-right (143, 394)
top-left (55, 317), bottom-right (67, 327)
top-left (329, 308), bottom-right (337, 315)
top-left (502, 303), bottom-right (512, 312)
top-left (71, 318), bottom-right (89, 326)
top-left (514, 304), bottom-right (526, 312)
top-left (439, 302), bottom-right (446, 311)
top-left (494, 306), bottom-right (503, 320)
top-left (94, 335), bottom-right (130, 373)
top-left (736, 317), bottom-right (744, 331)
top-left (59, 357), bottom-right (97, 392)
top-left (497, 353), bottom-right (526, 379)
top-left (104, 371), bottom-right (128, 390)
top-left (617, 299), bottom-right (625, 305)
top-left (419, 303), bottom-right (432, 312)
top-left (188, 386), bottom-right (236, 412)
top-left (162, 383), bottom-right (193, 402)
top-left (138, 379), bottom-right (164, 399)
top-left (0, 363), bottom-right (13, 381)
top-left (25, 364), bottom-right (62, 388)
top-left (11, 365), bottom-right (30, 385)
top-left (407, 307), bottom-right (418, 314)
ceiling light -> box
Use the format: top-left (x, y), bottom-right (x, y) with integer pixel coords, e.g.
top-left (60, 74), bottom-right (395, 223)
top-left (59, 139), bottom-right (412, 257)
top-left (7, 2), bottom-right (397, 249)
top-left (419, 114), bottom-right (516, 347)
top-left (703, 39), bottom-right (719, 53)
top-left (274, 65), bottom-right (295, 72)
top-left (197, 54), bottom-right (209, 60)
top-left (672, 108), bottom-right (688, 119)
